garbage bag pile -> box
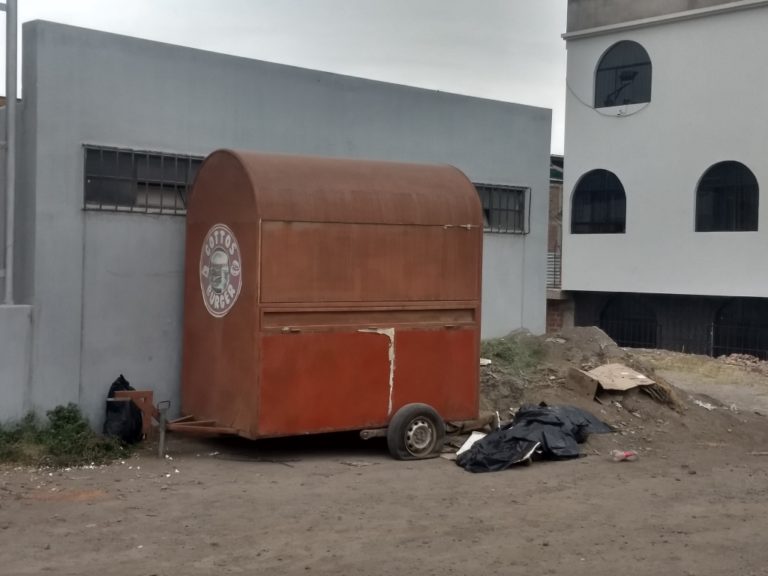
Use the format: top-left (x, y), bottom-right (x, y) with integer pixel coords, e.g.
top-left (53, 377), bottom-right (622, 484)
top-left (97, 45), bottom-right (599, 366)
top-left (102, 374), bottom-right (144, 444)
top-left (456, 404), bottom-right (612, 473)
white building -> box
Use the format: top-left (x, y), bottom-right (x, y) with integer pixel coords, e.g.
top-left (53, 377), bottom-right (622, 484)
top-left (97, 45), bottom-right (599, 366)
top-left (562, 0), bottom-right (768, 357)
top-left (0, 21), bottom-right (551, 425)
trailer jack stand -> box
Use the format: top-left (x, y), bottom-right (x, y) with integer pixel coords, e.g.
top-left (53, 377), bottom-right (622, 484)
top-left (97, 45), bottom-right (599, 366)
top-left (157, 401), bottom-right (170, 458)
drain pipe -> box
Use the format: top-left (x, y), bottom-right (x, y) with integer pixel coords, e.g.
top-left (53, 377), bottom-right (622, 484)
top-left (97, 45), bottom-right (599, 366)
top-left (2, 0), bottom-right (16, 304)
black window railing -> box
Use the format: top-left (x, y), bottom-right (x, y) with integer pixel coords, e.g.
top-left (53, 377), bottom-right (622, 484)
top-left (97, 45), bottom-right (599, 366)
top-left (84, 145), bottom-right (204, 215)
top-left (475, 184), bottom-right (530, 235)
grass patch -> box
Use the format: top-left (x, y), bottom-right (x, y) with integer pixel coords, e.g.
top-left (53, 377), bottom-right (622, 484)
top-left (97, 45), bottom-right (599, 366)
top-left (0, 404), bottom-right (130, 467)
top-left (481, 333), bottom-right (544, 375)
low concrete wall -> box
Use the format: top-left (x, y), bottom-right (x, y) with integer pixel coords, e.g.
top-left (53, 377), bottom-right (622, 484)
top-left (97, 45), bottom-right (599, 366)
top-left (0, 305), bottom-right (32, 422)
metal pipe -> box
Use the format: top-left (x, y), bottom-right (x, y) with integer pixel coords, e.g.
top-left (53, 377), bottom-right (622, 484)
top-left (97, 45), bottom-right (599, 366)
top-left (4, 0), bottom-right (16, 304)
top-left (157, 400), bottom-right (170, 458)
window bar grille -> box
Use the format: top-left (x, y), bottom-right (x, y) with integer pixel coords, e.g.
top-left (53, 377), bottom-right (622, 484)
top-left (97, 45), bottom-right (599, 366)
top-left (83, 145), bottom-right (203, 216)
top-left (474, 184), bottom-right (530, 235)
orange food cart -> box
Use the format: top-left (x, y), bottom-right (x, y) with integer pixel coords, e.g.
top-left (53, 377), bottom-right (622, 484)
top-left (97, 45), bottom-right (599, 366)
top-left (179, 150), bottom-right (482, 459)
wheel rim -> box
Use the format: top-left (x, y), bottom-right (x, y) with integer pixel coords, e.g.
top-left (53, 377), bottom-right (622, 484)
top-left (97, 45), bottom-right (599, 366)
top-left (404, 417), bottom-right (436, 456)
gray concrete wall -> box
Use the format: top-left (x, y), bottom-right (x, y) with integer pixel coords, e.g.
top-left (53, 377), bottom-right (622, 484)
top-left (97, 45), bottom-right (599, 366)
top-left (78, 213), bottom-right (186, 423)
top-left (21, 20), bottom-right (550, 425)
top-left (0, 105), bottom-right (29, 305)
top-left (18, 28), bottom-right (38, 305)
top-left (567, 0), bottom-right (740, 31)
top-left (0, 305), bottom-right (32, 421)
top-left (0, 108), bottom-right (6, 295)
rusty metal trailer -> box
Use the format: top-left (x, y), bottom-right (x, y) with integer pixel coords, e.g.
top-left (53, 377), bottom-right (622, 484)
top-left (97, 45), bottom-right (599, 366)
top-left (178, 150), bottom-right (483, 459)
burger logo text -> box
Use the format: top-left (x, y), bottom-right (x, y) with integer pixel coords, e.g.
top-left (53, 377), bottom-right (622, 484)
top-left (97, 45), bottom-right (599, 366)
top-left (199, 224), bottom-right (242, 317)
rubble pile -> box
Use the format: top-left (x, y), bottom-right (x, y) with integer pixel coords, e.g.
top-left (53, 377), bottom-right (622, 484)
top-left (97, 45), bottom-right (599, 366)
top-left (477, 327), bottom-right (768, 462)
top-left (718, 353), bottom-right (768, 374)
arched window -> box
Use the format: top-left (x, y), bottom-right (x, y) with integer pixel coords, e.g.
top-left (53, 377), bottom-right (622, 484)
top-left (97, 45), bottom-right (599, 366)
top-left (571, 169), bottom-right (626, 234)
top-left (696, 161), bottom-right (758, 232)
top-left (713, 298), bottom-right (768, 359)
top-left (595, 41), bottom-right (652, 109)
top-left (600, 294), bottom-right (658, 349)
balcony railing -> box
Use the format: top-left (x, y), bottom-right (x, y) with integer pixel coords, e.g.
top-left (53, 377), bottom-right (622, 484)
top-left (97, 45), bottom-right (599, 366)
top-left (547, 252), bottom-right (561, 289)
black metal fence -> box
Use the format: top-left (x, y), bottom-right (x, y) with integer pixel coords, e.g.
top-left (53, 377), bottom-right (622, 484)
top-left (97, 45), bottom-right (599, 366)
top-left (600, 319), bottom-right (659, 350)
top-left (713, 323), bottom-right (768, 359)
top-left (598, 319), bottom-right (768, 360)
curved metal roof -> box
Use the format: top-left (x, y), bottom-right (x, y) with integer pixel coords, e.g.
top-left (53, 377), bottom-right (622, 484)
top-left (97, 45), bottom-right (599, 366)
top-left (191, 149), bottom-right (482, 227)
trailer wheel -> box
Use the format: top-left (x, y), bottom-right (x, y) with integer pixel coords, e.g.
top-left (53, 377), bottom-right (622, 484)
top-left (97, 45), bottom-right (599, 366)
top-left (387, 403), bottom-right (445, 460)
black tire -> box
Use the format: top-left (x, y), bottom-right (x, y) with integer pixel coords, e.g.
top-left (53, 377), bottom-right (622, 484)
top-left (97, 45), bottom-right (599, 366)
top-left (387, 403), bottom-right (445, 460)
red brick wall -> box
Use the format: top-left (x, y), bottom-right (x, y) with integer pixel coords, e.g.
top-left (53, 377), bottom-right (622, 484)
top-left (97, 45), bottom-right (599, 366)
top-left (547, 300), bottom-right (568, 333)
top-left (548, 181), bottom-right (563, 253)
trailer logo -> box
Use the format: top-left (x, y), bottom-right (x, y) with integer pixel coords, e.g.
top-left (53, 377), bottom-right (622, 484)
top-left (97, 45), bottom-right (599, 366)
top-left (200, 224), bottom-right (242, 318)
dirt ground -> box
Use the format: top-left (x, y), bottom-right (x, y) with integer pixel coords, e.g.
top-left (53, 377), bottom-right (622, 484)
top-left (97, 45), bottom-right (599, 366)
top-left (3, 328), bottom-right (768, 576)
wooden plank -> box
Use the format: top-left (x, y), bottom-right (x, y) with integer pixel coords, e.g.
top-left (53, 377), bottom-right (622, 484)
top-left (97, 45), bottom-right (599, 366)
top-left (169, 415), bottom-right (194, 424)
top-left (166, 423), bottom-right (237, 436)
top-left (178, 420), bottom-right (218, 427)
top-left (114, 390), bottom-right (156, 437)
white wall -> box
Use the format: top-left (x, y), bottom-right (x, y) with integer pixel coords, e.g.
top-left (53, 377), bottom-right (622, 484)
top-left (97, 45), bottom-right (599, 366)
top-left (17, 21), bottom-right (550, 425)
top-left (563, 6), bottom-right (768, 297)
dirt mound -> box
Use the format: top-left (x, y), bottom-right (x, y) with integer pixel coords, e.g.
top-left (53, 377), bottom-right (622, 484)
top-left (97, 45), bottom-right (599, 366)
top-left (479, 328), bottom-right (768, 457)
top-left (543, 326), bottom-right (627, 371)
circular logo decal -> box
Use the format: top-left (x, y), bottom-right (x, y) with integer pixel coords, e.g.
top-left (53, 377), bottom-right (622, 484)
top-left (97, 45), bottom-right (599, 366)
top-left (200, 223), bottom-right (242, 318)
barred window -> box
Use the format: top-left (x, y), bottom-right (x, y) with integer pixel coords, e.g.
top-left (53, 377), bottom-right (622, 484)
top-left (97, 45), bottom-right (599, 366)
top-left (696, 161), bottom-right (758, 232)
top-left (571, 169), bottom-right (626, 234)
top-left (475, 184), bottom-right (530, 234)
top-left (84, 145), bottom-right (203, 215)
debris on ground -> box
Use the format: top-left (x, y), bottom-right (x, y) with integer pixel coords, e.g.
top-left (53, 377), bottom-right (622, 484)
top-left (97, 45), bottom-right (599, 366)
top-left (456, 432), bottom-right (486, 456)
top-left (582, 363), bottom-right (654, 392)
top-left (340, 460), bottom-right (376, 468)
top-left (609, 449), bottom-right (638, 462)
top-left (478, 326), bottom-right (768, 462)
top-left (456, 404), bottom-right (612, 473)
top-left (718, 353), bottom-right (768, 373)
top-left (693, 399), bottom-right (716, 411)
top-left (102, 374), bottom-right (144, 445)
top-left (566, 362), bottom-right (682, 410)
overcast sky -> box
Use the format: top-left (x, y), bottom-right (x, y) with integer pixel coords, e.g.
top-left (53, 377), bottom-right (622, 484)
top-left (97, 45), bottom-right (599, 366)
top-left (10, 0), bottom-right (567, 153)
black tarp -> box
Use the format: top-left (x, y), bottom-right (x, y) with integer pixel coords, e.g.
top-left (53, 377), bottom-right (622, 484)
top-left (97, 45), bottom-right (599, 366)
top-left (456, 404), bottom-right (613, 473)
top-left (102, 374), bottom-right (144, 444)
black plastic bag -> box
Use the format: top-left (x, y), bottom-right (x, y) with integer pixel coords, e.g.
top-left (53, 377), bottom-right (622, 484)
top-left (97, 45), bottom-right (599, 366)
top-left (456, 403), bottom-right (612, 473)
top-left (103, 374), bottom-right (143, 444)
top-left (456, 435), bottom-right (540, 473)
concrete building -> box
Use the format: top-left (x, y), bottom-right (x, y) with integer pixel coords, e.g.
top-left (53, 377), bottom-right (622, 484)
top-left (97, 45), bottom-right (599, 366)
top-left (0, 21), bottom-right (551, 424)
top-left (562, 0), bottom-right (768, 356)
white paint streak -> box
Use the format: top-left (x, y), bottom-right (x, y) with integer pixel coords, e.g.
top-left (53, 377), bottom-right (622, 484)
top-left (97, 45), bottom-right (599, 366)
top-left (358, 327), bottom-right (396, 415)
